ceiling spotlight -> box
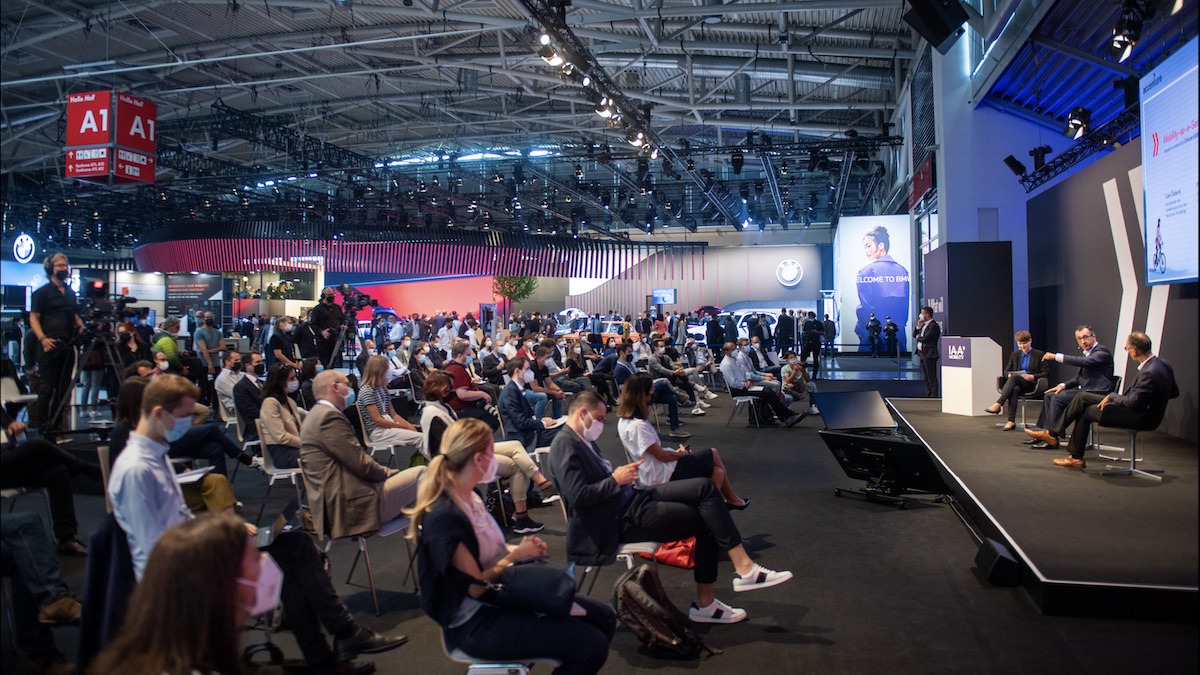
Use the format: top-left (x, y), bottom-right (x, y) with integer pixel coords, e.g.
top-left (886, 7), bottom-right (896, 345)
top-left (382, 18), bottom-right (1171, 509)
top-left (1110, 1), bottom-right (1146, 63)
top-left (562, 61), bottom-right (575, 76)
top-left (1003, 155), bottom-right (1028, 177)
top-left (595, 97), bottom-right (616, 118)
top-left (1028, 145), bottom-right (1052, 171)
top-left (1065, 107), bottom-right (1091, 140)
top-left (538, 45), bottom-right (563, 67)
top-left (574, 164), bottom-right (583, 179)
top-left (731, 150), bottom-right (744, 174)
top-left (780, 160), bottom-right (789, 176)
top-left (539, 33), bottom-right (551, 46)
top-left (650, 147), bottom-right (659, 160)
top-left (685, 158), bottom-right (695, 172)
top-left (627, 131), bottom-right (645, 147)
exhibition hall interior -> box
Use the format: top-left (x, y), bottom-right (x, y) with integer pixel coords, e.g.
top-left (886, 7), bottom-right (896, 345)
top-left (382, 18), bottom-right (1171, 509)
top-left (1, 0), bottom-right (1197, 674)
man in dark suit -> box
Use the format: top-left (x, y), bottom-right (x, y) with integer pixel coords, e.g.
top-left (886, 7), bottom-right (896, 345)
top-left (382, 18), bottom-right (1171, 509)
top-left (914, 306), bottom-right (941, 397)
top-left (497, 357), bottom-right (561, 452)
top-left (1029, 324), bottom-right (1114, 438)
top-left (985, 330), bottom-right (1048, 429)
top-left (775, 308), bottom-right (794, 353)
top-left (299, 370), bottom-right (425, 539)
top-left (705, 316), bottom-right (725, 355)
top-left (1028, 332), bottom-right (1178, 466)
top-left (232, 351), bottom-right (265, 441)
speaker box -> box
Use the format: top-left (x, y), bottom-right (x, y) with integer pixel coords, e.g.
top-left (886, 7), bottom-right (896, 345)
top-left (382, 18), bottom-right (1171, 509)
top-left (975, 537), bottom-right (1021, 586)
top-left (903, 0), bottom-right (969, 55)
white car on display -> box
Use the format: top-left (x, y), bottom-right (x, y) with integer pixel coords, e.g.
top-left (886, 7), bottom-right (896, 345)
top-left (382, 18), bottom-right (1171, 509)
top-left (688, 310), bottom-right (780, 345)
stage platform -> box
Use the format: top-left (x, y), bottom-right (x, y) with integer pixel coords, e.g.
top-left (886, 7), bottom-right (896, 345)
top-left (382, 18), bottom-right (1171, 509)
top-left (889, 398), bottom-right (1198, 622)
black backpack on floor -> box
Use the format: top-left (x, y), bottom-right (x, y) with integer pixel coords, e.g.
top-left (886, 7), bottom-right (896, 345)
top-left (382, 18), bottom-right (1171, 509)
top-left (612, 564), bottom-right (720, 660)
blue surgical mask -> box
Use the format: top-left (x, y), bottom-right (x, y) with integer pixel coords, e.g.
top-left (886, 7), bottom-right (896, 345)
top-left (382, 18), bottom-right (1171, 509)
top-left (315, 365), bottom-right (324, 373)
top-left (742, 345), bottom-right (752, 354)
top-left (343, 389), bottom-right (357, 408)
top-left (163, 413), bottom-right (191, 443)
top-left (465, 354), bottom-right (474, 366)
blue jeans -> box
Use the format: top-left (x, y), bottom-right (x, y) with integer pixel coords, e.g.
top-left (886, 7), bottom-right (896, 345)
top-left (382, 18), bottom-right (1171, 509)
top-left (652, 380), bottom-right (681, 429)
top-left (1, 512), bottom-right (69, 656)
top-left (524, 389), bottom-right (561, 418)
top-left (80, 369), bottom-right (105, 406)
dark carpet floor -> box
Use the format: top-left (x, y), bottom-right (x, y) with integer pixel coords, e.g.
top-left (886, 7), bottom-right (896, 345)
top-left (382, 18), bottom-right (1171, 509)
top-left (5, 370), bottom-right (1198, 674)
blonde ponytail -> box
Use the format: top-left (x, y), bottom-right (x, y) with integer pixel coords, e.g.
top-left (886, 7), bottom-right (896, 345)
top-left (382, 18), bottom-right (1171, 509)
top-left (405, 417), bottom-right (495, 539)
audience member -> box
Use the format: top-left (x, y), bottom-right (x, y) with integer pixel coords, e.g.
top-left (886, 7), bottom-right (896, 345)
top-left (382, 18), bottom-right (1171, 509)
top-left (719, 342), bottom-right (803, 427)
top-left (409, 417), bottom-right (616, 673)
top-left (260, 363), bottom-right (307, 468)
top-left (443, 339), bottom-right (500, 429)
top-left (357, 356), bottom-right (423, 455)
top-left (2, 512), bottom-right (80, 675)
top-left (233, 351), bottom-right (266, 441)
top-left (302, 370), bottom-right (426, 539)
top-left (550, 392), bottom-right (792, 625)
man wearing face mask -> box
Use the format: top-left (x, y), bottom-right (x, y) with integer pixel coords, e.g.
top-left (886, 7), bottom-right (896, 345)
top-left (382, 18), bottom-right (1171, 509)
top-left (719, 342), bottom-right (803, 427)
top-left (233, 351), bottom-right (266, 442)
top-left (30, 253), bottom-right (84, 433)
top-left (151, 318), bottom-right (188, 375)
top-left (444, 340), bottom-right (500, 430)
top-left (109, 375), bottom-right (405, 672)
top-left (301, 370), bottom-right (427, 542)
top-left (214, 351), bottom-right (243, 421)
top-left (311, 287), bottom-right (346, 368)
top-left (498, 357), bottom-right (563, 452)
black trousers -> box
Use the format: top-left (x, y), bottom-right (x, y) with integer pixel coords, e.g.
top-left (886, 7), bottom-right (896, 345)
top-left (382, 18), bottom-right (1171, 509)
top-left (801, 340), bottom-right (822, 377)
top-left (0, 439), bottom-right (99, 541)
top-left (268, 530), bottom-right (356, 667)
top-left (1051, 393), bottom-right (1145, 459)
top-left (920, 356), bottom-right (939, 397)
top-left (36, 345), bottom-right (75, 432)
top-left (997, 375), bottom-right (1036, 421)
top-left (169, 423), bottom-right (244, 477)
top-left (446, 594), bottom-right (616, 675)
top-left (729, 385), bottom-right (793, 423)
top-left (619, 478), bottom-right (742, 585)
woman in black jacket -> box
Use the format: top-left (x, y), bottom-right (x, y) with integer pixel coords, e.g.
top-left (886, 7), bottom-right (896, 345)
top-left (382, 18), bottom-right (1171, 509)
top-left (408, 418), bottom-right (614, 674)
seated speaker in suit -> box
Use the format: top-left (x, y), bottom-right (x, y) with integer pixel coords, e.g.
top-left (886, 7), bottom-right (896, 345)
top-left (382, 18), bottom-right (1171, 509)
top-left (1028, 324), bottom-right (1113, 439)
top-left (1028, 332), bottom-right (1179, 466)
top-left (300, 370), bottom-right (426, 540)
top-left (985, 331), bottom-right (1047, 430)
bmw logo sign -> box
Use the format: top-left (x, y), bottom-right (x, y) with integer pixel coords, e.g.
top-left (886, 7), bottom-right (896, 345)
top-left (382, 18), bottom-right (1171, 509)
top-left (13, 233), bottom-right (36, 264)
top-left (776, 259), bottom-right (803, 287)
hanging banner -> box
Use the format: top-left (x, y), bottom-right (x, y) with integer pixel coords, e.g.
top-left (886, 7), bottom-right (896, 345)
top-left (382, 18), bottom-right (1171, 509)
top-left (66, 91), bottom-right (111, 146)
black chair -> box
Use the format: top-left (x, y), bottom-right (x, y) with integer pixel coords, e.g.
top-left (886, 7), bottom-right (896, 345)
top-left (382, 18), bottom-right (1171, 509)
top-left (1098, 388), bottom-right (1175, 481)
top-left (995, 375), bottom-right (1049, 429)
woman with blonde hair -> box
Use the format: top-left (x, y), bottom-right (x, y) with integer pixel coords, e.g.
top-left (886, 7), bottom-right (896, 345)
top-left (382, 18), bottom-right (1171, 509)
top-left (407, 418), bottom-right (615, 674)
top-left (357, 354), bottom-right (422, 453)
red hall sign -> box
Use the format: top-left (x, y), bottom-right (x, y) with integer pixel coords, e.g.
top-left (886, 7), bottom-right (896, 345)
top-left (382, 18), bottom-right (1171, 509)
top-left (66, 91), bottom-right (111, 146)
top-left (116, 92), bottom-right (157, 155)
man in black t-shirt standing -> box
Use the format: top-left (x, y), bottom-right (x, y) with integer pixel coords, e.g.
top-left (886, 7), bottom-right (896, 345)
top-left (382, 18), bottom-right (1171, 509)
top-left (29, 253), bottom-right (84, 432)
top-left (310, 287), bottom-right (346, 368)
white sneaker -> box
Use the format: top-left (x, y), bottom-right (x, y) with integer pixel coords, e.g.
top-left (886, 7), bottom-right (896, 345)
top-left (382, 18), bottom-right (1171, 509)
top-left (704, 391), bottom-right (719, 400)
top-left (697, 400), bottom-right (712, 409)
top-left (733, 564), bottom-right (793, 592)
top-left (810, 405), bottom-right (820, 415)
top-left (690, 407), bottom-right (706, 416)
top-left (688, 598), bottom-right (747, 624)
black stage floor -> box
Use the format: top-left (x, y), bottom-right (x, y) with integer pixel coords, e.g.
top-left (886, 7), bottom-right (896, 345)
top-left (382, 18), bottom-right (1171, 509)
top-left (890, 398), bottom-right (1199, 620)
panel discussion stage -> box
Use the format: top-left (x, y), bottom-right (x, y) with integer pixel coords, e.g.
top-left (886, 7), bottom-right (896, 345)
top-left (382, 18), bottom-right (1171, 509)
top-left (887, 398), bottom-right (1197, 621)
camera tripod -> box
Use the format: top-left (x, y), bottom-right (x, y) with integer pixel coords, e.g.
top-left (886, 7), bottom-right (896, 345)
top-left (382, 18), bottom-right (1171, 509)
top-left (326, 316), bottom-right (362, 377)
top-left (45, 331), bottom-right (125, 438)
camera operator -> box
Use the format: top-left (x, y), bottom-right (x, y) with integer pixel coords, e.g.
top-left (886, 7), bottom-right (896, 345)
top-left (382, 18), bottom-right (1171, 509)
top-left (30, 253), bottom-right (83, 433)
top-left (311, 287), bottom-right (345, 368)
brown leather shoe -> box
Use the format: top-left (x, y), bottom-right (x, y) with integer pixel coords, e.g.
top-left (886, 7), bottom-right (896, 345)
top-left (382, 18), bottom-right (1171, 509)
top-left (1053, 456), bottom-right (1086, 468)
top-left (38, 593), bottom-right (81, 626)
top-left (1024, 428), bottom-right (1059, 448)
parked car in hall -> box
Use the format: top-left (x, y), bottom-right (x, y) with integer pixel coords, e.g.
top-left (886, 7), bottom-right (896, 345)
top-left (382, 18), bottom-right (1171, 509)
top-left (562, 319), bottom-right (641, 346)
top-left (687, 310), bottom-right (780, 345)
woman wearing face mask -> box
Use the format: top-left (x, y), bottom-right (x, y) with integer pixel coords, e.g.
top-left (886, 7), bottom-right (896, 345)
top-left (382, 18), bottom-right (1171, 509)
top-left (90, 513), bottom-right (279, 675)
top-left (357, 356), bottom-right (423, 455)
top-left (116, 320), bottom-right (152, 369)
top-left (601, 338), bottom-right (618, 358)
top-left (617, 374), bottom-right (747, 508)
top-left (564, 339), bottom-right (612, 406)
top-left (268, 316), bottom-right (299, 370)
top-left (407, 341), bottom-right (434, 398)
top-left (422, 373), bottom-right (556, 533)
top-left (297, 357), bottom-right (322, 410)
top-left (259, 364), bottom-right (307, 469)
top-left (409, 418), bottom-right (615, 674)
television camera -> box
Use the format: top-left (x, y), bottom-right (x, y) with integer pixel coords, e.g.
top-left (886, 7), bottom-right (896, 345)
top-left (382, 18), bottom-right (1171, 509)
top-left (78, 280), bottom-right (139, 342)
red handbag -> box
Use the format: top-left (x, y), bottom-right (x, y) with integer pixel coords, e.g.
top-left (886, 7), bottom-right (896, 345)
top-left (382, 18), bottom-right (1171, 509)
top-left (641, 537), bottom-right (696, 569)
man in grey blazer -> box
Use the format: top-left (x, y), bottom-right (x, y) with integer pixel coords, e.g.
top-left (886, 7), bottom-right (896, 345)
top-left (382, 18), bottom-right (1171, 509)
top-left (300, 370), bottom-right (425, 539)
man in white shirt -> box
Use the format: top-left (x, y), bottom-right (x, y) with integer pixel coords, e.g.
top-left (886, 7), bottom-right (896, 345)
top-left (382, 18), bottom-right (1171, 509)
top-left (718, 342), bottom-right (802, 427)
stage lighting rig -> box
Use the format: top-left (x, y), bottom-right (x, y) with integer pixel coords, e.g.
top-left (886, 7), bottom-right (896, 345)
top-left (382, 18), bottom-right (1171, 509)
top-left (1028, 145), bottom-right (1052, 171)
top-left (1065, 107), bottom-right (1091, 140)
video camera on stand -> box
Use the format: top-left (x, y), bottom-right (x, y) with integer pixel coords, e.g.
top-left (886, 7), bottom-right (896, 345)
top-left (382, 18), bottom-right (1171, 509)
top-left (77, 280), bottom-right (139, 345)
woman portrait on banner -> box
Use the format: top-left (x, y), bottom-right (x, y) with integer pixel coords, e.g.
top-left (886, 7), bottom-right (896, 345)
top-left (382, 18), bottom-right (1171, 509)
top-left (854, 225), bottom-right (910, 354)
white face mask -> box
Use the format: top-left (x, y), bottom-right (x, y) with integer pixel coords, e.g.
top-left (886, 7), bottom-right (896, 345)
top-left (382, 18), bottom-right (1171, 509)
top-left (523, 369), bottom-right (535, 383)
top-left (158, 360), bottom-right (170, 371)
top-left (238, 553), bottom-right (283, 616)
top-left (478, 452), bottom-right (498, 484)
top-left (583, 411), bottom-right (605, 442)
top-left (573, 347), bottom-right (582, 354)
top-left (286, 380), bottom-right (299, 393)
top-left (656, 347), bottom-right (665, 354)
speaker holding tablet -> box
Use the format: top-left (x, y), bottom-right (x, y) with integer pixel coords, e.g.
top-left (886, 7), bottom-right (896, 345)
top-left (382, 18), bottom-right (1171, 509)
top-left (903, 0), bottom-right (969, 55)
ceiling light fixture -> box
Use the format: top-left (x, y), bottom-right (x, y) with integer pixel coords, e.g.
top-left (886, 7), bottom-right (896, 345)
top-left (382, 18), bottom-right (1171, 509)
top-left (1065, 107), bottom-right (1091, 140)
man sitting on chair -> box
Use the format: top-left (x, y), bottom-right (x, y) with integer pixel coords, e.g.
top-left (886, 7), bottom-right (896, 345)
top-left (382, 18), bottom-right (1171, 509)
top-left (1026, 324), bottom-right (1113, 447)
top-left (300, 370), bottom-right (426, 540)
top-left (1026, 332), bottom-right (1179, 467)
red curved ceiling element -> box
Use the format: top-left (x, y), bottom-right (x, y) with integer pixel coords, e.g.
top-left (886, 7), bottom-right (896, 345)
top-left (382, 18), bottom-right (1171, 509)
top-left (132, 238), bottom-right (704, 279)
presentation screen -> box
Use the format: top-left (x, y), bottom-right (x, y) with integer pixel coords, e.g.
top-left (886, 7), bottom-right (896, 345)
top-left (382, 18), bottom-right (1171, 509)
top-left (833, 215), bottom-right (914, 354)
top-left (651, 288), bottom-right (676, 305)
top-left (1140, 34), bottom-right (1198, 285)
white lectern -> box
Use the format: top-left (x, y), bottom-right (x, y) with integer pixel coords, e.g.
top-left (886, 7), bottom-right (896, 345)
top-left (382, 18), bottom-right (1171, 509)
top-left (940, 336), bottom-right (1002, 416)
